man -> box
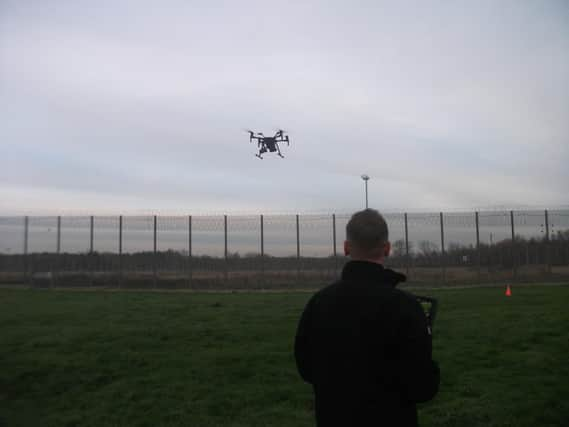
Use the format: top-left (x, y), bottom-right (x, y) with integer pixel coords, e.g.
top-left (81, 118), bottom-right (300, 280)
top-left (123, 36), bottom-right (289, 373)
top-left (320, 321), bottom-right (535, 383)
top-left (294, 209), bottom-right (440, 427)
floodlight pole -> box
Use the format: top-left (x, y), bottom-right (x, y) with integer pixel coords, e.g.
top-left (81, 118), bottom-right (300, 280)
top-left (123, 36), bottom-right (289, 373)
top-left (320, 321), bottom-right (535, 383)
top-left (361, 175), bottom-right (370, 209)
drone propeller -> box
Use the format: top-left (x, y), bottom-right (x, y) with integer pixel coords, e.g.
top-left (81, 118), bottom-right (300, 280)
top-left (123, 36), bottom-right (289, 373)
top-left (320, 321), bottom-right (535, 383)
top-left (275, 128), bottom-right (291, 141)
top-left (272, 128), bottom-right (290, 146)
top-left (243, 129), bottom-right (258, 142)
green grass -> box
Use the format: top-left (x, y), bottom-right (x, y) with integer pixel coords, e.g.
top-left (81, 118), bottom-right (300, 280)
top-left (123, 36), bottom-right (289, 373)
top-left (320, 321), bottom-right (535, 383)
top-left (1, 285), bottom-right (568, 427)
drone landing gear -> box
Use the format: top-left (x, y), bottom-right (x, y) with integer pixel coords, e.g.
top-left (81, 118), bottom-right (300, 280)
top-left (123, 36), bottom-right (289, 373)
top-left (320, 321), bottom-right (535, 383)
top-left (255, 153), bottom-right (264, 159)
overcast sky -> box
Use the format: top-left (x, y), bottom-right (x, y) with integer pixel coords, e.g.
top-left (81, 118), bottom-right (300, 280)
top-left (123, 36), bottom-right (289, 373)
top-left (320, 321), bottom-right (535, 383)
top-left (1, 0), bottom-right (568, 215)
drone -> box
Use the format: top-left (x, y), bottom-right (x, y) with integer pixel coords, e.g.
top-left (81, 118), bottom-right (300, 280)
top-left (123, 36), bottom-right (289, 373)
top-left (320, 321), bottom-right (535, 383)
top-left (247, 129), bottom-right (290, 159)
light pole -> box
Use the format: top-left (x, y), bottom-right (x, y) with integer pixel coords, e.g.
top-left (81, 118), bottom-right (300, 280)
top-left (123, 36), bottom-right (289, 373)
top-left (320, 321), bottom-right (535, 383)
top-left (361, 174), bottom-right (370, 209)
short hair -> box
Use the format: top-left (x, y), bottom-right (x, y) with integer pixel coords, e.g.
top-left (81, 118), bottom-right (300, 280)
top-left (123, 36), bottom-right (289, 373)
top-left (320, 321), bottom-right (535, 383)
top-left (346, 209), bottom-right (389, 255)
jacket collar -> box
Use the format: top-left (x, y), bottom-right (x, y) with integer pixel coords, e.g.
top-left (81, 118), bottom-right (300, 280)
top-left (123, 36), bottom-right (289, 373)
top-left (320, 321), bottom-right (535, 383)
top-left (341, 260), bottom-right (406, 287)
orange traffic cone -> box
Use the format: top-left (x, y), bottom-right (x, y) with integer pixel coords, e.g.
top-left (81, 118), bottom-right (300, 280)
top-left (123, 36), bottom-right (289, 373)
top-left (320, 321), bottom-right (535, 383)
top-left (505, 284), bottom-right (512, 297)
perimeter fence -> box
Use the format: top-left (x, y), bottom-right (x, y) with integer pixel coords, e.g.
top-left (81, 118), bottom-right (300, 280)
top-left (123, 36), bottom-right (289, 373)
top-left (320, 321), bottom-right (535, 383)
top-left (1, 209), bottom-right (568, 289)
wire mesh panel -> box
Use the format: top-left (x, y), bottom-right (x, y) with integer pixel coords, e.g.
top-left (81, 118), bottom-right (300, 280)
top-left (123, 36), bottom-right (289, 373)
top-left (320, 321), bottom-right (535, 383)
top-left (513, 211), bottom-right (549, 281)
top-left (0, 217), bottom-right (25, 284)
top-left (442, 212), bottom-right (477, 284)
top-left (93, 216), bottom-right (120, 253)
top-left (122, 216), bottom-right (154, 255)
top-left (191, 216), bottom-right (225, 286)
top-left (157, 216), bottom-right (188, 253)
top-left (550, 210), bottom-right (569, 239)
top-left (191, 216), bottom-right (224, 257)
top-left (299, 215), bottom-right (334, 258)
top-left (227, 215), bottom-right (261, 287)
top-left (90, 217), bottom-right (120, 287)
top-left (60, 217), bottom-right (90, 254)
top-left (156, 216), bottom-right (189, 288)
top-left (227, 215), bottom-right (260, 257)
top-left (478, 211), bottom-right (514, 284)
top-left (120, 216), bottom-right (154, 288)
top-left (263, 215), bottom-right (298, 288)
top-left (407, 213), bottom-right (444, 285)
top-left (334, 213), bottom-right (350, 252)
top-left (383, 213), bottom-right (406, 271)
top-left (549, 210), bottom-right (569, 278)
top-left (263, 215), bottom-right (297, 257)
top-left (0, 217), bottom-right (23, 254)
top-left (334, 213), bottom-right (353, 277)
top-left (26, 217), bottom-right (58, 286)
top-left (28, 216), bottom-right (58, 254)
top-left (299, 214), bottom-right (335, 286)
top-left (56, 217), bottom-right (91, 286)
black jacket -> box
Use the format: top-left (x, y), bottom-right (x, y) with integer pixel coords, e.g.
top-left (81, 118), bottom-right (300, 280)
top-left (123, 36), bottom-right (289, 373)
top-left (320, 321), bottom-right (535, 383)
top-left (294, 261), bottom-right (440, 427)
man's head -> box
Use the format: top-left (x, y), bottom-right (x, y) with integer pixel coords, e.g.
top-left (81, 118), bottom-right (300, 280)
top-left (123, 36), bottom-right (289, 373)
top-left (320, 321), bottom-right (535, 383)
top-left (344, 209), bottom-right (390, 263)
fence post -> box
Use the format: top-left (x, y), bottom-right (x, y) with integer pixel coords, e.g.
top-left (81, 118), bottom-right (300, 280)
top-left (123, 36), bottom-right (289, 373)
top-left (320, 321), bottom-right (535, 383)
top-left (296, 214), bottom-right (300, 283)
top-left (187, 215), bottom-right (192, 288)
top-left (23, 216), bottom-right (29, 285)
top-left (332, 213), bottom-right (337, 278)
top-left (404, 213), bottom-right (410, 277)
top-left (118, 215), bottom-right (123, 288)
top-left (54, 216), bottom-right (61, 288)
top-left (510, 210), bottom-right (516, 281)
top-left (544, 209), bottom-right (551, 273)
top-left (260, 214), bottom-right (264, 282)
top-left (440, 212), bottom-right (445, 285)
top-left (475, 211), bottom-right (481, 284)
top-left (224, 214), bottom-right (228, 283)
top-left (90, 215), bottom-right (94, 287)
top-left (153, 215), bottom-right (157, 289)
top-left (90, 216), bottom-right (94, 254)
top-left (56, 216), bottom-right (61, 253)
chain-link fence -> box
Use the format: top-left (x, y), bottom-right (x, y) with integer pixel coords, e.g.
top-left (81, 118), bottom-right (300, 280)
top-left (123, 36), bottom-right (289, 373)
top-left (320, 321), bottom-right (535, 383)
top-left (1, 210), bottom-right (568, 289)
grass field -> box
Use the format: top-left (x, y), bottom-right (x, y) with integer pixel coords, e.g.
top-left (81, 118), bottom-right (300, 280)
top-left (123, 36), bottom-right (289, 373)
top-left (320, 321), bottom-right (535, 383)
top-left (1, 285), bottom-right (568, 427)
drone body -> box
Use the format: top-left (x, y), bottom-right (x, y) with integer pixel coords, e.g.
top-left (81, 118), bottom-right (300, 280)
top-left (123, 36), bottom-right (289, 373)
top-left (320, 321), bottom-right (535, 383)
top-left (247, 129), bottom-right (290, 159)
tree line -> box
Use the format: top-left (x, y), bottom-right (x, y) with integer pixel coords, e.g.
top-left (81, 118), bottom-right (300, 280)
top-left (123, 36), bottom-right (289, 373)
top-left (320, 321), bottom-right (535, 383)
top-left (1, 230), bottom-right (568, 272)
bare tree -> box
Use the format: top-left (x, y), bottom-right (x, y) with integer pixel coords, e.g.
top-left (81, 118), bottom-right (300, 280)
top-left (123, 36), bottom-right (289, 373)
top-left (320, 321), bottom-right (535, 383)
top-left (392, 239), bottom-right (406, 257)
top-left (419, 240), bottom-right (439, 255)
